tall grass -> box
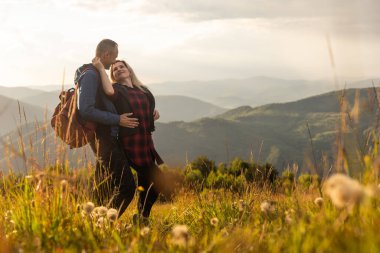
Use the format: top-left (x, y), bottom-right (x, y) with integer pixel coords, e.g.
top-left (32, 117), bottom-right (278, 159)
top-left (1, 85), bottom-right (380, 252)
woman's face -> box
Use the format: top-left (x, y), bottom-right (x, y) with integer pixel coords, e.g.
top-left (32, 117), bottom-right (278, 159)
top-left (112, 61), bottom-right (130, 82)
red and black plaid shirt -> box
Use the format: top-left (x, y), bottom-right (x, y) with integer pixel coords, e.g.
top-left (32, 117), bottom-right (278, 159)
top-left (114, 86), bottom-right (163, 167)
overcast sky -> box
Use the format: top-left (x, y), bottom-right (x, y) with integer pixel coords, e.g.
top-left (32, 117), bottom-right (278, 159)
top-left (0, 0), bottom-right (379, 87)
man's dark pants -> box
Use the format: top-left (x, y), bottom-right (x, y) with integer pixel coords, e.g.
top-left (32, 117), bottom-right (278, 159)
top-left (90, 135), bottom-right (135, 216)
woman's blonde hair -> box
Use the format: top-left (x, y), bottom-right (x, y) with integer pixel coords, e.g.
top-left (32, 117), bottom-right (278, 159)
top-left (110, 60), bottom-right (147, 92)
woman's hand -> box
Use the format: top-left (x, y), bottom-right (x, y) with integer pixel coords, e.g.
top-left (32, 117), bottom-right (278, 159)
top-left (153, 109), bottom-right (160, 121)
top-left (92, 57), bottom-right (104, 71)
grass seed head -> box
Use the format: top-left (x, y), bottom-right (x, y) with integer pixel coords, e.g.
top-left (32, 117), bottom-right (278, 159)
top-left (210, 217), bottom-right (219, 226)
top-left (314, 197), bottom-right (324, 207)
top-left (97, 206), bottom-right (108, 216)
top-left (140, 226), bottom-right (150, 237)
top-left (171, 224), bottom-right (189, 247)
top-left (323, 174), bottom-right (364, 210)
top-left (106, 208), bottom-right (118, 222)
top-left (96, 217), bottom-right (105, 228)
top-left (260, 201), bottom-right (275, 215)
top-left (84, 202), bottom-right (95, 214)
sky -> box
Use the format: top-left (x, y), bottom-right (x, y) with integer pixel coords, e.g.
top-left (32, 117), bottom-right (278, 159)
top-left (0, 0), bottom-right (379, 87)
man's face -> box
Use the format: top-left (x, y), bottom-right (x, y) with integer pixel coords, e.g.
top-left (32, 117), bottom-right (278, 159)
top-left (101, 47), bottom-right (118, 70)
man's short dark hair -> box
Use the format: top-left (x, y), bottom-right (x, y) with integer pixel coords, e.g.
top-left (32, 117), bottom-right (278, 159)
top-left (96, 39), bottom-right (118, 56)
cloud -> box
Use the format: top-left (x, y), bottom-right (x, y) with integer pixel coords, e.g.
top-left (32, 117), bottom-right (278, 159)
top-left (139, 0), bottom-right (380, 35)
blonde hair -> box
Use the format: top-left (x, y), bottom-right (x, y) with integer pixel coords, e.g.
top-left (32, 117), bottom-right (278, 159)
top-left (110, 60), bottom-right (147, 92)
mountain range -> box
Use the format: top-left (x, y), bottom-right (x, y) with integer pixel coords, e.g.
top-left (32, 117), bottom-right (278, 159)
top-left (1, 87), bottom-right (378, 174)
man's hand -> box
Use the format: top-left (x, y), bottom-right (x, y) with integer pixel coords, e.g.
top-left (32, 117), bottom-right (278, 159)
top-left (153, 109), bottom-right (160, 121)
top-left (119, 113), bottom-right (139, 128)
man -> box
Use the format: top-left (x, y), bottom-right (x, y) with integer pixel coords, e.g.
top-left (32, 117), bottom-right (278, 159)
top-left (76, 39), bottom-right (136, 216)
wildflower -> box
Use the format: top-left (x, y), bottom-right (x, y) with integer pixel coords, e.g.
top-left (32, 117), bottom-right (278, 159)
top-left (84, 202), bottom-right (95, 214)
top-left (314, 197), bottom-right (324, 207)
top-left (210, 217), bottom-right (219, 227)
top-left (260, 201), bottom-right (275, 215)
top-left (96, 217), bottom-right (105, 227)
top-left (137, 186), bottom-right (145, 192)
top-left (97, 206), bottom-right (108, 216)
top-left (140, 226), bottom-right (150, 237)
top-left (107, 208), bottom-right (118, 222)
top-left (171, 224), bottom-right (189, 247)
top-left (323, 173), bottom-right (364, 210)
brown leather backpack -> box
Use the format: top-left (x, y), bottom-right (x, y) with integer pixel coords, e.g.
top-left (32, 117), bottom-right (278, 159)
top-left (51, 85), bottom-right (96, 149)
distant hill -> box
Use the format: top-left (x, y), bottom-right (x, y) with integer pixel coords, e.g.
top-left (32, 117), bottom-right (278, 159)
top-left (149, 77), bottom-right (380, 108)
top-left (18, 91), bottom-right (227, 123)
top-left (155, 95), bottom-right (227, 122)
top-left (0, 86), bottom-right (47, 100)
top-left (21, 90), bottom-right (61, 110)
top-left (4, 76), bottom-right (380, 109)
top-left (0, 95), bottom-right (48, 136)
top-left (1, 87), bottom-right (379, 174)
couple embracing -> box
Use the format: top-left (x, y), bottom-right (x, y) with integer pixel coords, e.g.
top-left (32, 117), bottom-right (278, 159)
top-left (75, 39), bottom-right (167, 224)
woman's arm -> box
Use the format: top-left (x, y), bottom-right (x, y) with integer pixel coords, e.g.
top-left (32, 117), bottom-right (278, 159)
top-left (92, 57), bottom-right (114, 96)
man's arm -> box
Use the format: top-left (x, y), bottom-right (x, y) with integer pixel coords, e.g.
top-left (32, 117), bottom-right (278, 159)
top-left (77, 70), bottom-right (120, 125)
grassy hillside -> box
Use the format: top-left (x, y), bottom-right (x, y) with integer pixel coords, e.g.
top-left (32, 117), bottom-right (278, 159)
top-left (154, 88), bottom-right (379, 173)
top-left (0, 121), bottom-right (94, 173)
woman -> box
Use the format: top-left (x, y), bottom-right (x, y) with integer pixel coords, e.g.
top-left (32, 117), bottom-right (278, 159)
top-left (92, 57), bottom-right (166, 223)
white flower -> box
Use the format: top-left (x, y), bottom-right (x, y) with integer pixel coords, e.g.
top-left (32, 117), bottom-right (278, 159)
top-left (140, 226), bottom-right (150, 237)
top-left (323, 174), bottom-right (364, 210)
top-left (96, 217), bottom-right (105, 227)
top-left (210, 217), bottom-right (219, 226)
top-left (84, 202), bottom-right (95, 214)
top-left (260, 201), bottom-right (275, 215)
top-left (314, 197), bottom-right (324, 207)
top-left (92, 206), bottom-right (108, 218)
top-left (97, 206), bottom-right (108, 216)
top-left (171, 224), bottom-right (189, 247)
top-left (107, 208), bottom-right (118, 222)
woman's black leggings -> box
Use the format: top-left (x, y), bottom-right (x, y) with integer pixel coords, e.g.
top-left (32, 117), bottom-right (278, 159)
top-left (131, 162), bottom-right (166, 218)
